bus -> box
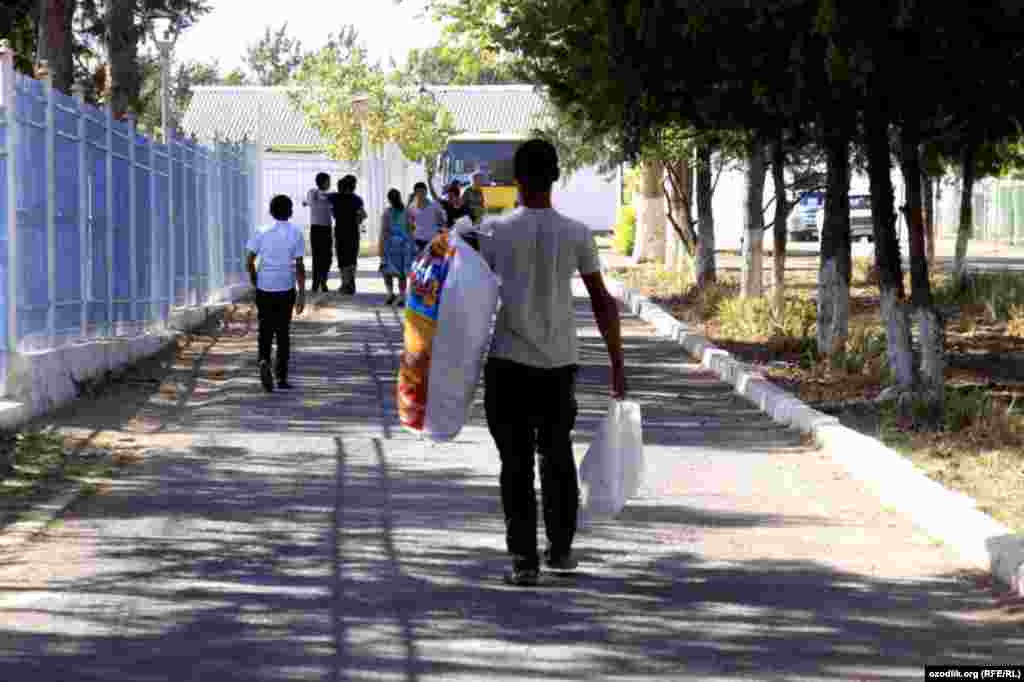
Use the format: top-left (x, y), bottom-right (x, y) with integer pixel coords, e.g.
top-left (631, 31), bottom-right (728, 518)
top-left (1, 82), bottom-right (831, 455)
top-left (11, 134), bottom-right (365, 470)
top-left (438, 133), bottom-right (527, 215)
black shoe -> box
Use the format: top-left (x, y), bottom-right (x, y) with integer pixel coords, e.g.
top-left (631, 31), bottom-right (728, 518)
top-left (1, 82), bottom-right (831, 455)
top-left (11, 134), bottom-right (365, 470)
top-left (503, 567), bottom-right (540, 587)
top-left (259, 361), bottom-right (274, 393)
top-left (277, 380), bottom-right (295, 390)
top-left (544, 549), bottom-right (578, 572)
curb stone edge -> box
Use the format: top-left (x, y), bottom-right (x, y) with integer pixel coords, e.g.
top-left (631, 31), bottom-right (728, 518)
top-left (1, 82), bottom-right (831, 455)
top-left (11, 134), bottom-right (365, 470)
top-left (603, 264), bottom-right (1024, 597)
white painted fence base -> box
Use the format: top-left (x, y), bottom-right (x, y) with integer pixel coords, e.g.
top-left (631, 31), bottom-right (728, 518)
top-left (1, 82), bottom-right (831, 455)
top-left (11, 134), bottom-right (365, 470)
top-left (0, 283), bottom-right (250, 431)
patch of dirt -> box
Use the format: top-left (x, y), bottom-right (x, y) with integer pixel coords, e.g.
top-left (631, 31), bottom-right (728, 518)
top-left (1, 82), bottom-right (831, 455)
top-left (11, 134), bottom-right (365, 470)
top-left (611, 254), bottom-right (1024, 531)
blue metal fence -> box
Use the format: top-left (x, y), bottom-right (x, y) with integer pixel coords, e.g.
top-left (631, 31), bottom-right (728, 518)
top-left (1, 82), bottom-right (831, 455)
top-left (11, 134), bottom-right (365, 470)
top-left (0, 52), bottom-right (259, 395)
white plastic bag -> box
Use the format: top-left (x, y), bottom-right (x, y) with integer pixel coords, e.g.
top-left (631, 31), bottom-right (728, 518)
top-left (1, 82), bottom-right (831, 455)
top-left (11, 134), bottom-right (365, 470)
top-left (423, 231), bottom-right (500, 441)
top-left (579, 400), bottom-right (644, 517)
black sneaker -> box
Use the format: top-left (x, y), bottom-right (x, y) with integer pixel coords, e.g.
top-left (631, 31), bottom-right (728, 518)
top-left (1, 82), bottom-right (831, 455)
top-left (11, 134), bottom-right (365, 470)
top-left (259, 361), bottom-right (274, 393)
top-left (544, 549), bottom-right (578, 572)
top-left (503, 567), bottom-right (540, 587)
top-left (277, 380), bottom-right (295, 390)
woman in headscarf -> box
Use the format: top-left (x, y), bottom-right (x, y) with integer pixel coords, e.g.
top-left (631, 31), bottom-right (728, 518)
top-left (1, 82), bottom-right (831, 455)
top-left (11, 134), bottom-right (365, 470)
top-left (378, 188), bottom-right (417, 306)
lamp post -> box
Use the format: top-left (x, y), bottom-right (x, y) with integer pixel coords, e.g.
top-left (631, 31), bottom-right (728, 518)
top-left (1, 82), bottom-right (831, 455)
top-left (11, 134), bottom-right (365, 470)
top-left (147, 10), bottom-right (183, 142)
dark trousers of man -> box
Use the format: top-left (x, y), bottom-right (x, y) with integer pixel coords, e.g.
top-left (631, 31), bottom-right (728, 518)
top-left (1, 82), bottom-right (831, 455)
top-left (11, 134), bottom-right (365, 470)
top-left (484, 356), bottom-right (580, 571)
top-left (310, 225), bottom-right (332, 292)
top-left (256, 288), bottom-right (296, 382)
top-left (335, 226), bottom-right (360, 293)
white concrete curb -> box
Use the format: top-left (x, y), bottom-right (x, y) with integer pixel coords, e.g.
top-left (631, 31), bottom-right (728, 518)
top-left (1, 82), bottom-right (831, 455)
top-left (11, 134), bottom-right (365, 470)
top-left (603, 264), bottom-right (1024, 597)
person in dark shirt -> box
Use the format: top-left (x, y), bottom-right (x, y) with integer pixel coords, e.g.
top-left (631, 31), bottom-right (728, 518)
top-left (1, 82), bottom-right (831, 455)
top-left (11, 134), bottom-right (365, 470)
top-left (441, 181), bottom-right (470, 228)
top-left (330, 174), bottom-right (367, 295)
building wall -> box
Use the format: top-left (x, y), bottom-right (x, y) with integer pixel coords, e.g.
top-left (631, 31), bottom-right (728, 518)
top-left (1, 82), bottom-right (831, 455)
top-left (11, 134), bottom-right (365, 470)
top-left (553, 165), bottom-right (619, 233)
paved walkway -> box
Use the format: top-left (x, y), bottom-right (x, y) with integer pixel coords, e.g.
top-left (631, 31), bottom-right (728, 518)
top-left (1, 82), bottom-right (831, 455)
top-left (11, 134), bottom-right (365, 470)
top-left (0, 258), bottom-right (1021, 681)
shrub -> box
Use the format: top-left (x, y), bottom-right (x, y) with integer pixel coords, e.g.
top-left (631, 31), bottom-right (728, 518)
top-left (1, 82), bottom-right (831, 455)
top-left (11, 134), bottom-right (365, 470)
top-left (717, 294), bottom-right (817, 341)
top-left (852, 256), bottom-right (880, 286)
top-left (614, 205), bottom-right (637, 256)
top-left (1007, 304), bottom-right (1024, 338)
top-left (933, 271), bottom-right (1024, 321)
top-left (844, 326), bottom-right (889, 377)
top-left (620, 262), bottom-right (693, 299)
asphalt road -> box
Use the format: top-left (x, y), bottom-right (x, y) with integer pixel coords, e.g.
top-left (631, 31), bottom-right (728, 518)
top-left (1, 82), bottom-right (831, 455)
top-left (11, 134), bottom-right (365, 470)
top-left (0, 261), bottom-right (1020, 681)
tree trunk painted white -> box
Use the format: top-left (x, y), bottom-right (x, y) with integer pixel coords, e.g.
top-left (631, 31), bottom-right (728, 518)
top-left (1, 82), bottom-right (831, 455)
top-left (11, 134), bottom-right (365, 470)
top-left (696, 144), bottom-right (716, 287)
top-left (922, 172), bottom-right (935, 264)
top-left (880, 287), bottom-right (916, 388)
top-left (741, 138), bottom-right (766, 298)
top-left (817, 125), bottom-right (852, 363)
top-left (954, 142), bottom-right (977, 286)
top-left (916, 306), bottom-right (946, 417)
top-left (633, 159), bottom-right (666, 264)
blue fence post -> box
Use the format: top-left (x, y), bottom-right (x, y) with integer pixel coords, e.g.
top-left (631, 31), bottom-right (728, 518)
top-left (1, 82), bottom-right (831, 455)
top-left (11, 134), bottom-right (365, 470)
top-left (167, 136), bottom-right (174, 311)
top-left (149, 132), bottom-right (157, 327)
top-left (73, 83), bottom-right (87, 340)
top-left (105, 104), bottom-right (114, 337)
top-left (43, 68), bottom-right (56, 349)
top-left (0, 47), bottom-right (15, 391)
top-left (127, 114), bottom-right (137, 331)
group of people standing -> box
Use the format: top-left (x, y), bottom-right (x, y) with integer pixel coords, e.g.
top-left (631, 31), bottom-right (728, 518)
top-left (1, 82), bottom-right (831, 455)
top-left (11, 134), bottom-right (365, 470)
top-left (303, 173), bottom-right (368, 295)
top-left (306, 171), bottom-right (489, 307)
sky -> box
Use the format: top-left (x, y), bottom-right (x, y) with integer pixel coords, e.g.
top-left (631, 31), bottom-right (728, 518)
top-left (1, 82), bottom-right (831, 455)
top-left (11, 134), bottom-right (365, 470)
top-left (174, 0), bottom-right (445, 74)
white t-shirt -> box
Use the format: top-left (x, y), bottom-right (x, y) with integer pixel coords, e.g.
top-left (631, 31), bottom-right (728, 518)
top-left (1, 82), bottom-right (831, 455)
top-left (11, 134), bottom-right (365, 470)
top-left (482, 208), bottom-right (601, 369)
top-left (409, 200), bottom-right (446, 242)
top-left (305, 188), bottom-right (333, 227)
top-left (246, 221), bottom-right (306, 292)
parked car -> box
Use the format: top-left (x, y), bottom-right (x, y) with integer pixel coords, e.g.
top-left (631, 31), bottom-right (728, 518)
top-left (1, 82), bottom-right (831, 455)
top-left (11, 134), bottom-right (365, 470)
top-left (788, 191), bottom-right (823, 241)
top-left (815, 193), bottom-right (874, 242)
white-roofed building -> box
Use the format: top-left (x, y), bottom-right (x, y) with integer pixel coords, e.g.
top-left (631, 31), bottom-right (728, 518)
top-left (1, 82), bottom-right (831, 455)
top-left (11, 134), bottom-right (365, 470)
top-left (181, 84), bottom-right (619, 234)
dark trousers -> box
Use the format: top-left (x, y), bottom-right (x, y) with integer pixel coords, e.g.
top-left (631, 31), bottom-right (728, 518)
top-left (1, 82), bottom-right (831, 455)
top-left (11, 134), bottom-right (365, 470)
top-left (310, 225), bottom-right (332, 291)
top-left (415, 239), bottom-right (429, 253)
top-left (256, 289), bottom-right (296, 381)
top-left (335, 227), bottom-right (360, 291)
top-left (484, 357), bottom-right (580, 570)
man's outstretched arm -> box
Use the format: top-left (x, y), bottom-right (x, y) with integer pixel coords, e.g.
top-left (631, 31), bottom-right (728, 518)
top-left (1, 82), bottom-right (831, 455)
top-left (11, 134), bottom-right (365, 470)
top-left (581, 271), bottom-right (626, 399)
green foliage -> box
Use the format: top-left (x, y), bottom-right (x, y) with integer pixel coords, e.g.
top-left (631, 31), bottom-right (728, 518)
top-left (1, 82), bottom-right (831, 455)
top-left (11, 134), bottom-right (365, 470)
top-left (945, 386), bottom-right (995, 433)
top-left (291, 28), bottom-right (458, 169)
top-left (717, 294), bottom-right (817, 341)
top-left (933, 272), bottom-right (1024, 321)
top-left (614, 206), bottom-right (636, 256)
top-left (244, 22), bottom-right (307, 86)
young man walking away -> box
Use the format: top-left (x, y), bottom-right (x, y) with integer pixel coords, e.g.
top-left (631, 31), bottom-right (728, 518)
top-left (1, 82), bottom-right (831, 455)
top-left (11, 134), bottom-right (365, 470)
top-left (246, 195), bottom-right (306, 393)
top-left (303, 172), bottom-right (333, 293)
top-left (330, 175), bottom-right (367, 295)
top-left (481, 139), bottom-right (627, 587)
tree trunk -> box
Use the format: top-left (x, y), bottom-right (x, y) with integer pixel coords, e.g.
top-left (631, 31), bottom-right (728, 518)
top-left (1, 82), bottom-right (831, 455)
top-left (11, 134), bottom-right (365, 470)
top-left (633, 159), bottom-right (666, 264)
top-left (901, 124), bottom-right (931, 309)
top-left (663, 156), bottom-right (694, 270)
top-left (954, 140), bottom-right (977, 288)
top-left (107, 0), bottom-right (141, 119)
top-left (866, 102), bottom-right (915, 388)
top-left (741, 137), bottom-right (766, 298)
top-left (817, 122), bottom-right (852, 366)
top-left (35, 0), bottom-right (75, 92)
top-left (771, 138), bottom-right (788, 321)
top-left (696, 143), bottom-right (716, 287)
top-left (922, 169), bottom-right (935, 264)
top-left (901, 120), bottom-right (943, 419)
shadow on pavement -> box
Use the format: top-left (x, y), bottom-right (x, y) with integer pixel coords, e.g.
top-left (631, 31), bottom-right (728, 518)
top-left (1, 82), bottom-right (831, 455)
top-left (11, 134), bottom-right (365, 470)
top-left (0, 436), bottom-right (1019, 681)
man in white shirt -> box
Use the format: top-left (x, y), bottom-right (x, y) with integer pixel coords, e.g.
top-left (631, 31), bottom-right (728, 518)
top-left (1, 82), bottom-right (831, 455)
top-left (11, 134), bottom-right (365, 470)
top-left (408, 181), bottom-right (447, 252)
top-left (481, 139), bottom-right (627, 586)
top-left (246, 195), bottom-right (306, 393)
top-left (303, 172), bottom-right (333, 293)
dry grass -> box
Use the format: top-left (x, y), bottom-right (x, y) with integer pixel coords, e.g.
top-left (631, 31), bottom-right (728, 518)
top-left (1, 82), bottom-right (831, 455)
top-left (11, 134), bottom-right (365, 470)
top-left (611, 256), bottom-right (1024, 530)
